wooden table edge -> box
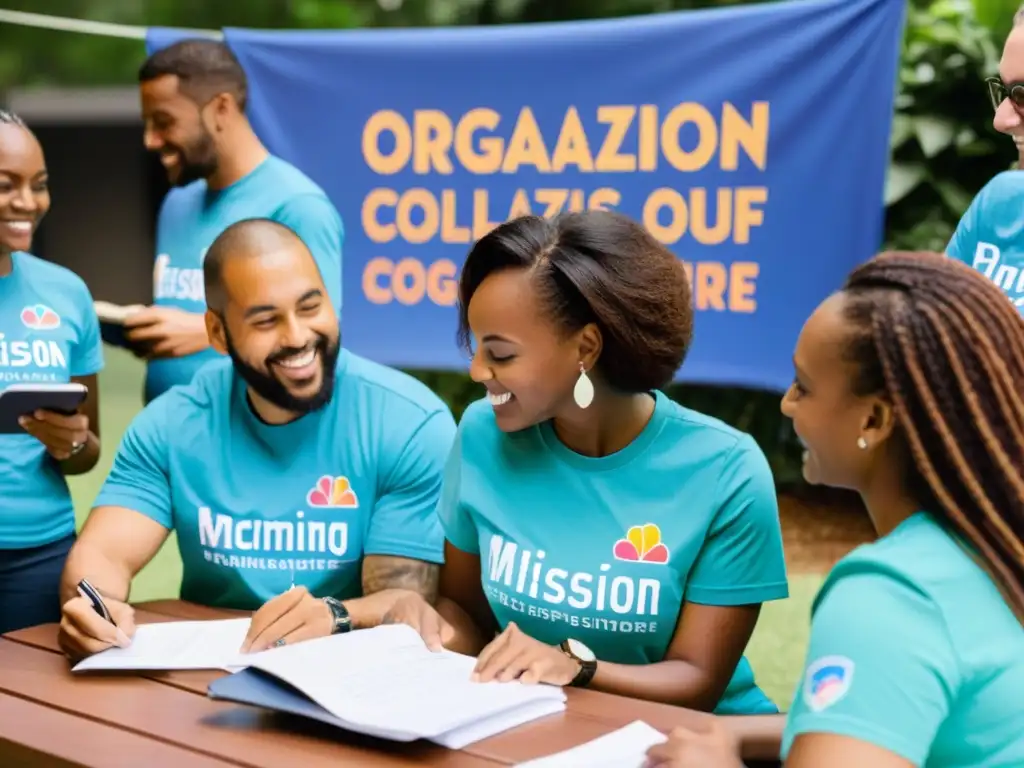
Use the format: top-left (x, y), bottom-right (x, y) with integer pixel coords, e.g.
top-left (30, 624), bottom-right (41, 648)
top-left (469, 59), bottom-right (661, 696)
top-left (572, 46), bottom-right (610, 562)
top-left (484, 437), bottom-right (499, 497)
top-left (2, 601), bottom-right (780, 765)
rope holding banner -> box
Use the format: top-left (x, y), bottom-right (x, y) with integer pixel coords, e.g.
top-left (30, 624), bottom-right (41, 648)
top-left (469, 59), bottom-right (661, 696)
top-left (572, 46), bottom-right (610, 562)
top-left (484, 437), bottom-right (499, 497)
top-left (0, 8), bottom-right (220, 40)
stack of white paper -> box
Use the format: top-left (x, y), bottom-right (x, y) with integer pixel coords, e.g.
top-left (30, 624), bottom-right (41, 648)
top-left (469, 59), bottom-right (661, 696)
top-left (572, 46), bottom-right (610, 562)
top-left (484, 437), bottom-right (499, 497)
top-left (237, 623), bottom-right (567, 748)
top-left (516, 721), bottom-right (668, 767)
top-left (71, 618), bottom-right (253, 672)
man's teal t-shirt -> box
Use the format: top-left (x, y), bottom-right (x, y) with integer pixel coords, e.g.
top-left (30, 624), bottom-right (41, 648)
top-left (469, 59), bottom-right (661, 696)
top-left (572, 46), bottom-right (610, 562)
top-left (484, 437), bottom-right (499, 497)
top-left (782, 512), bottom-right (1024, 767)
top-left (947, 170), bottom-right (1024, 312)
top-left (0, 252), bottom-right (104, 549)
top-left (94, 350), bottom-right (455, 610)
top-left (145, 155), bottom-right (344, 403)
top-left (438, 393), bottom-right (790, 715)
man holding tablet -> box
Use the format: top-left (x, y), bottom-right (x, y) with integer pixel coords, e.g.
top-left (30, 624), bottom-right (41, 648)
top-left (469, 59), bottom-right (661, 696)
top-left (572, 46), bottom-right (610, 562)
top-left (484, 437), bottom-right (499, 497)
top-left (56, 219), bottom-right (455, 659)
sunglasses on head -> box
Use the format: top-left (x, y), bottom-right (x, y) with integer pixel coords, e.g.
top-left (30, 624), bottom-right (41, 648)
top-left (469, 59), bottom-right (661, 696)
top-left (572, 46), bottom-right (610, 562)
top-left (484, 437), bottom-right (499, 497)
top-left (986, 76), bottom-right (1024, 110)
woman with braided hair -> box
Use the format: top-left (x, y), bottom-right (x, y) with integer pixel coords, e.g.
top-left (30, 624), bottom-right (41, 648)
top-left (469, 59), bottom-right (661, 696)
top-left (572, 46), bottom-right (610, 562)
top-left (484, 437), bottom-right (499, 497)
top-left (646, 251), bottom-right (1024, 767)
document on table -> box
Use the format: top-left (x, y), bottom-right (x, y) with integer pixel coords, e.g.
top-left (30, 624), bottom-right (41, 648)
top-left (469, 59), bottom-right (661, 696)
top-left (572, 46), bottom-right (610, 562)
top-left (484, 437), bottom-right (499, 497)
top-left (211, 623), bottom-right (567, 748)
top-left (516, 720), bottom-right (668, 767)
top-left (71, 618), bottom-right (253, 672)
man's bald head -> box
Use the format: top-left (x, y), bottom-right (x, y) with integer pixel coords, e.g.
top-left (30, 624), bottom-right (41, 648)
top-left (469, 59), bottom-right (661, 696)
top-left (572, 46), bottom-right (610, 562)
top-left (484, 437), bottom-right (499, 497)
top-left (202, 216), bottom-right (339, 421)
top-left (203, 218), bottom-right (318, 314)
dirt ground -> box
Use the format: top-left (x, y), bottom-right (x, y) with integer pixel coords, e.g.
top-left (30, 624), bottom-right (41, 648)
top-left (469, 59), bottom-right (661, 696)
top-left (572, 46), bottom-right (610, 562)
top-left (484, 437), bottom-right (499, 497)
top-left (779, 492), bottom-right (875, 574)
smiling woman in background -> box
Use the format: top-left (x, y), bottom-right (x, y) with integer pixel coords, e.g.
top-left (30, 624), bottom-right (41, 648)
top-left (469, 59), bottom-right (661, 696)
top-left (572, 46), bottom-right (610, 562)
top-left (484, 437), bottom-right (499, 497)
top-left (390, 210), bottom-right (789, 715)
top-left (647, 251), bottom-right (1024, 767)
top-left (948, 7), bottom-right (1024, 301)
top-left (0, 110), bottom-right (104, 634)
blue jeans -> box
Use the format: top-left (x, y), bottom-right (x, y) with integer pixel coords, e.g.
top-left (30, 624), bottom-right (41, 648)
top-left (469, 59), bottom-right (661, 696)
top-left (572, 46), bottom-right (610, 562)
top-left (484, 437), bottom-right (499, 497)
top-left (0, 533), bottom-right (74, 634)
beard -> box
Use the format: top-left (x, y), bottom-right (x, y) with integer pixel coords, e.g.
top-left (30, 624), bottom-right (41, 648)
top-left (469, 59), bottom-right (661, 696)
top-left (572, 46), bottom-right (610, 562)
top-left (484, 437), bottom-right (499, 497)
top-left (224, 328), bottom-right (341, 417)
top-left (170, 128), bottom-right (219, 186)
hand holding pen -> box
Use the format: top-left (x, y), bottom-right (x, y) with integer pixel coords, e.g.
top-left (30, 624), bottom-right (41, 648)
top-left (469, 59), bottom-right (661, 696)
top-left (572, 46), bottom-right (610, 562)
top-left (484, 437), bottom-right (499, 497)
top-left (57, 578), bottom-right (137, 661)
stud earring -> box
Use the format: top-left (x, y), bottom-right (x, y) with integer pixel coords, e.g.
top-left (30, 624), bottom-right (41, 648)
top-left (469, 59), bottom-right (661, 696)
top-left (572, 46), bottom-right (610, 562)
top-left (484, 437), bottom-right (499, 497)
top-left (573, 362), bottom-right (594, 409)
top-left (857, 437), bottom-right (868, 450)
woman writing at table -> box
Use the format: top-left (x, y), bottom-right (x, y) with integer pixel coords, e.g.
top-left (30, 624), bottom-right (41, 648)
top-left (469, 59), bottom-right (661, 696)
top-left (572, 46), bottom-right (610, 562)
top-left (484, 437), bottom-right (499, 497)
top-left (392, 210), bottom-right (789, 714)
top-left (0, 111), bottom-right (105, 633)
top-left (647, 251), bottom-right (1024, 767)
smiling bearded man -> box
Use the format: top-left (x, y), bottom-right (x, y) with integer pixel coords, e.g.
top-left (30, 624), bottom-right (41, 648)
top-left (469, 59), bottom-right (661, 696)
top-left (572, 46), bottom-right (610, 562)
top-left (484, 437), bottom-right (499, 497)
top-left (57, 218), bottom-right (458, 662)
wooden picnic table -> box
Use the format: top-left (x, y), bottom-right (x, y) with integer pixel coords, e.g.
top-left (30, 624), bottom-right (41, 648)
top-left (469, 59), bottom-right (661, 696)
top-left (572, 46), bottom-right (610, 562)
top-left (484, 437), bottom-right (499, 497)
top-left (0, 599), bottom-right (781, 767)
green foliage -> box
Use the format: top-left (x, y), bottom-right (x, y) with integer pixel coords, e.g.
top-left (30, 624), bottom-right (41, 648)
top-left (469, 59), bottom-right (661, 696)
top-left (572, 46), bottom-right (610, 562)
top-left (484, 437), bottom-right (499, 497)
top-left (884, 0), bottom-right (1012, 252)
top-left (973, 0), bottom-right (1021, 43)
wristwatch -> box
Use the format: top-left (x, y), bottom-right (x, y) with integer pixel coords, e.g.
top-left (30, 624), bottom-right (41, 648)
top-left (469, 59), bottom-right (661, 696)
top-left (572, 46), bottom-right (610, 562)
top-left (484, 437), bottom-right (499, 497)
top-left (322, 596), bottom-right (353, 634)
top-left (559, 638), bottom-right (597, 688)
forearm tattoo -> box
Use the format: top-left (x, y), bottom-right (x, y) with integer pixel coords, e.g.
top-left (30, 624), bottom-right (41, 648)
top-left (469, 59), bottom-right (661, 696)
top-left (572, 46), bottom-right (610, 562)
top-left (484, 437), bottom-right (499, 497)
top-left (363, 555), bottom-right (440, 603)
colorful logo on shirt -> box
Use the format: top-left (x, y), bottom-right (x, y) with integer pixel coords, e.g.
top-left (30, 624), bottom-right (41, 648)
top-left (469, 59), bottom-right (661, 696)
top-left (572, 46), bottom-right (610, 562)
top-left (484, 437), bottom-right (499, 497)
top-left (613, 523), bottom-right (670, 563)
top-left (20, 304), bottom-right (61, 330)
top-left (306, 475), bottom-right (359, 508)
top-left (803, 655), bottom-right (854, 712)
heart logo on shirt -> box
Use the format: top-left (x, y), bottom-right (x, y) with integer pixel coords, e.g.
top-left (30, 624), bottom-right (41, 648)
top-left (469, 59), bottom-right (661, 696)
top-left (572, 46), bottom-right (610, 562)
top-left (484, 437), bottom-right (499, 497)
top-left (20, 304), bottom-right (61, 330)
top-left (613, 523), bottom-right (670, 563)
top-left (306, 475), bottom-right (359, 508)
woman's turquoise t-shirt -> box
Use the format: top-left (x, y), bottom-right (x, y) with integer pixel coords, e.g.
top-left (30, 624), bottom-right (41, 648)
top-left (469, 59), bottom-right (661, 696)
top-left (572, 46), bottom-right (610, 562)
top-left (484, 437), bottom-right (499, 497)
top-left (0, 252), bottom-right (104, 549)
top-left (438, 392), bottom-right (790, 715)
top-left (783, 512), bottom-right (1024, 766)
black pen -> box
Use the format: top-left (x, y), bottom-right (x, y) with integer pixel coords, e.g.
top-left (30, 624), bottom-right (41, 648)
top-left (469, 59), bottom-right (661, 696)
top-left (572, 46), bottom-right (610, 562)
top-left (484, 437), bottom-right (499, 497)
top-left (77, 578), bottom-right (115, 626)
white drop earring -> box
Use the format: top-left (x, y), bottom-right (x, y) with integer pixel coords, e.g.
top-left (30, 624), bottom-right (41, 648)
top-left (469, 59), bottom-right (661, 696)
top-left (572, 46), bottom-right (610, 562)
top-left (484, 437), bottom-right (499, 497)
top-left (857, 437), bottom-right (868, 450)
top-left (573, 362), bottom-right (594, 409)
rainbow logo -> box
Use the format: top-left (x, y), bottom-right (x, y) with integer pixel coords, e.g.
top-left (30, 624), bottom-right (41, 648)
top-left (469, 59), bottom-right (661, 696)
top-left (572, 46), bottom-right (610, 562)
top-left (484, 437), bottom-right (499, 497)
top-left (612, 523), bottom-right (670, 563)
top-left (306, 475), bottom-right (359, 508)
top-left (803, 656), bottom-right (854, 712)
top-left (21, 304), bottom-right (61, 330)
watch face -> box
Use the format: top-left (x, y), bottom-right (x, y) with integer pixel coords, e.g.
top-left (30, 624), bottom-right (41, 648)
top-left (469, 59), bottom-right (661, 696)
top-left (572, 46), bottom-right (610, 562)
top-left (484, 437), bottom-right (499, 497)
top-left (567, 638), bottom-right (595, 662)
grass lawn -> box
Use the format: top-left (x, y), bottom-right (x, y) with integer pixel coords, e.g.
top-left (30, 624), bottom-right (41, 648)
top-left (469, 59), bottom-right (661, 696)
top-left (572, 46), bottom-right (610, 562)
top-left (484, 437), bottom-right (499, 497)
top-left (67, 346), bottom-right (820, 710)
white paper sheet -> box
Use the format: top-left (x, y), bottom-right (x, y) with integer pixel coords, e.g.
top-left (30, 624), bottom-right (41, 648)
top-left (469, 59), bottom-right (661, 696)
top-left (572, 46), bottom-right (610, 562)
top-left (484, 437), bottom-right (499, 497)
top-left (71, 618), bottom-right (252, 672)
top-left (515, 720), bottom-right (668, 767)
top-left (93, 300), bottom-right (145, 325)
top-left (241, 623), bottom-right (566, 745)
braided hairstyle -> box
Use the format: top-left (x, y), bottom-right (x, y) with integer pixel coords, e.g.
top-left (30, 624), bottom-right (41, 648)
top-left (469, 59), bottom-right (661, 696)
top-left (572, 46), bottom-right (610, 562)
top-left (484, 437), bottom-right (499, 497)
top-left (0, 110), bottom-right (25, 128)
top-left (841, 251), bottom-right (1024, 622)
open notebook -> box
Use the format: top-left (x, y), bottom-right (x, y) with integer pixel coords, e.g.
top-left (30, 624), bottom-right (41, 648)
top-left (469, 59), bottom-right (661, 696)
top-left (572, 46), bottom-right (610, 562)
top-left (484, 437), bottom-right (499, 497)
top-left (71, 618), bottom-right (253, 672)
top-left (208, 623), bottom-right (566, 749)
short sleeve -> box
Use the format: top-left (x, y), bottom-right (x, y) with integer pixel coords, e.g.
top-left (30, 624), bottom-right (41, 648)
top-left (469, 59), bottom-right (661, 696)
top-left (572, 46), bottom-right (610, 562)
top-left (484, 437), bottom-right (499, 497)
top-left (782, 570), bottom-right (960, 765)
top-left (946, 190), bottom-right (980, 265)
top-left (364, 409), bottom-right (457, 564)
top-left (93, 397), bottom-right (173, 529)
top-left (274, 194), bottom-right (344, 312)
top-left (436, 425), bottom-right (480, 554)
top-left (685, 436), bottom-right (789, 605)
top-left (70, 281), bottom-right (104, 377)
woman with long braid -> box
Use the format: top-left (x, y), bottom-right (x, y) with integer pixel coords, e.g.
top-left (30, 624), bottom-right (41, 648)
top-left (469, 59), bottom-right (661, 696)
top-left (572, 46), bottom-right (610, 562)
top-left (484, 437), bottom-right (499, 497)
top-left (647, 251), bottom-right (1024, 767)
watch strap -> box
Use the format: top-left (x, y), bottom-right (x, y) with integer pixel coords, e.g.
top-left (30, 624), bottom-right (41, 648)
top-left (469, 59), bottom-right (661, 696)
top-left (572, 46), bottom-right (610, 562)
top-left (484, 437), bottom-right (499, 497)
top-left (559, 640), bottom-right (597, 688)
top-left (569, 658), bottom-right (597, 687)
top-left (322, 596), bottom-right (352, 634)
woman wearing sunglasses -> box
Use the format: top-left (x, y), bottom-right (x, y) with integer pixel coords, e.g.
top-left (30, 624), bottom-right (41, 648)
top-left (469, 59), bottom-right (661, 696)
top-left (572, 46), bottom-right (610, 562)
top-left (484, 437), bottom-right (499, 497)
top-left (946, 8), bottom-right (1024, 309)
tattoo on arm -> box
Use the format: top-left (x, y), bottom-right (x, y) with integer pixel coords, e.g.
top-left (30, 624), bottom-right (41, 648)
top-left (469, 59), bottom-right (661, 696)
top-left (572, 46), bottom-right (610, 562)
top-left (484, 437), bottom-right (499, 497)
top-left (362, 555), bottom-right (440, 603)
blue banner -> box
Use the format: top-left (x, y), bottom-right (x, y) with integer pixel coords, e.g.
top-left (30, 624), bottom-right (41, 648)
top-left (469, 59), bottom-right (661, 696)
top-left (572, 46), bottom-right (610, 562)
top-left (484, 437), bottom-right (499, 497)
top-left (148, 0), bottom-right (905, 392)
